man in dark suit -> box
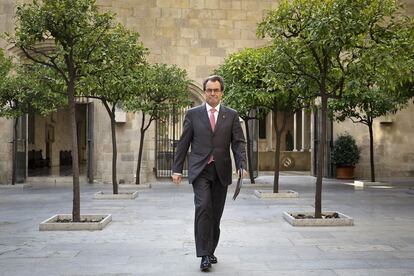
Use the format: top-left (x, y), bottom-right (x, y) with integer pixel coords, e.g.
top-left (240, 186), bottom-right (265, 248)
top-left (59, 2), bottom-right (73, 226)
top-left (172, 75), bottom-right (246, 272)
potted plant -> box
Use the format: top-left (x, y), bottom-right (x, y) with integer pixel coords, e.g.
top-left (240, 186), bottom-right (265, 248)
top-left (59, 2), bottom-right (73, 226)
top-left (331, 133), bottom-right (360, 179)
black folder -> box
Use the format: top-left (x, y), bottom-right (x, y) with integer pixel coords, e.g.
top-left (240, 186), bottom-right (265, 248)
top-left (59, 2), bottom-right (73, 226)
top-left (233, 167), bottom-right (243, 200)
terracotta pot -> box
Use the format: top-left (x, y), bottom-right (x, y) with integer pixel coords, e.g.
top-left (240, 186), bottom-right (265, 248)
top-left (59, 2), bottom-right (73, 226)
top-left (336, 166), bottom-right (355, 179)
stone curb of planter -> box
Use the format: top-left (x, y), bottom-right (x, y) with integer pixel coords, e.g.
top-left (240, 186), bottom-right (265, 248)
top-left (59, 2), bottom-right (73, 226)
top-left (0, 183), bottom-right (32, 189)
top-left (118, 183), bottom-right (151, 189)
top-left (240, 183), bottom-right (273, 189)
top-left (254, 190), bottom-right (299, 199)
top-left (94, 191), bottom-right (138, 200)
top-left (39, 214), bottom-right (112, 231)
top-left (353, 180), bottom-right (390, 187)
top-left (283, 211), bottom-right (354, 226)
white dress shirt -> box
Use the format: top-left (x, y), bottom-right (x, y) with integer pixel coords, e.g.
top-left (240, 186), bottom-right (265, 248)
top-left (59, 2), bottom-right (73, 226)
top-left (205, 102), bottom-right (220, 124)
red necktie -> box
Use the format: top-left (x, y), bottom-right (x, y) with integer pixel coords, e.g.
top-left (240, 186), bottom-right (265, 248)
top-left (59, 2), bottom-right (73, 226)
top-left (208, 108), bottom-right (216, 163)
top-left (209, 108), bottom-right (216, 131)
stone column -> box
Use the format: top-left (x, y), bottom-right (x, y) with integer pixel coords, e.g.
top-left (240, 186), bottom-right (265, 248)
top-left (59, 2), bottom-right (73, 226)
top-left (293, 112), bottom-right (298, 151)
top-left (301, 108), bottom-right (306, 151)
top-left (267, 112), bottom-right (273, 150)
top-left (310, 109), bottom-right (314, 152)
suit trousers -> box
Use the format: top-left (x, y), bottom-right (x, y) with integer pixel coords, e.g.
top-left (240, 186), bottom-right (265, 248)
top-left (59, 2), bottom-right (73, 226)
top-left (192, 162), bottom-right (228, 257)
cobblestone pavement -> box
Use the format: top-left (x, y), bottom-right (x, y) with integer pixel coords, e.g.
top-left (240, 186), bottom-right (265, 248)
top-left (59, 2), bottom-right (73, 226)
top-left (0, 175), bottom-right (414, 275)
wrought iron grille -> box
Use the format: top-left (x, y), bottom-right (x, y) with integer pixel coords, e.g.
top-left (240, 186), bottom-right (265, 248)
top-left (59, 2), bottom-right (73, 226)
top-left (155, 106), bottom-right (189, 177)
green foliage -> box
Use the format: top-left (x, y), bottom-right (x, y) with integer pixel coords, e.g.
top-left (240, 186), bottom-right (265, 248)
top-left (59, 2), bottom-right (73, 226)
top-left (329, 82), bottom-right (412, 125)
top-left (0, 49), bottom-right (65, 119)
top-left (0, 51), bottom-right (20, 118)
top-left (9, 0), bottom-right (115, 87)
top-left (256, 0), bottom-right (410, 216)
top-left (8, 0), bottom-right (118, 220)
top-left (3, 0), bottom-right (108, 119)
top-left (215, 47), bottom-right (269, 120)
top-left (124, 62), bottom-right (191, 184)
top-left (329, 14), bottom-right (414, 124)
top-left (216, 45), bottom-right (307, 120)
top-left (0, 50), bottom-right (12, 116)
top-left (79, 23), bottom-right (148, 105)
top-left (0, 49), bottom-right (12, 81)
top-left (331, 133), bottom-right (360, 166)
top-left (124, 63), bottom-right (191, 121)
top-left (257, 0), bottom-right (407, 100)
top-left (260, 45), bottom-right (313, 111)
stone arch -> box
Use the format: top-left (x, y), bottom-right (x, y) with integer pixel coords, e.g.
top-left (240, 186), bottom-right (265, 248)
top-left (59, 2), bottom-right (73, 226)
top-left (6, 40), bottom-right (56, 61)
top-left (188, 82), bottom-right (204, 106)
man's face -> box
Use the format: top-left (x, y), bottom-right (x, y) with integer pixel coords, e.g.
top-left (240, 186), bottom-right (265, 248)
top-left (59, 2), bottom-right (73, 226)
top-left (204, 80), bottom-right (223, 108)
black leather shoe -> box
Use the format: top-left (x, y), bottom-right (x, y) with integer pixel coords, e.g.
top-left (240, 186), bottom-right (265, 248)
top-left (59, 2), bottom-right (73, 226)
top-left (209, 254), bottom-right (217, 264)
top-left (200, 256), bottom-right (211, 272)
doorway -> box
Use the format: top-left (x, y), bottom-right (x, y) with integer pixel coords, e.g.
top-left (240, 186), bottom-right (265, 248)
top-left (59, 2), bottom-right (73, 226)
top-left (155, 85), bottom-right (203, 178)
top-left (13, 115), bottom-right (27, 183)
top-left (26, 103), bottom-right (92, 178)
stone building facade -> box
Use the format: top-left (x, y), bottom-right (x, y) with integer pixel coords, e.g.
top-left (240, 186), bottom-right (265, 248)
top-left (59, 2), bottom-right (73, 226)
top-left (0, 0), bottom-right (413, 184)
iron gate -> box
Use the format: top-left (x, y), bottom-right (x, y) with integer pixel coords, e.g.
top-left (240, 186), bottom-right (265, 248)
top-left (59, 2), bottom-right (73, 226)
top-left (155, 107), bottom-right (258, 178)
top-left (155, 106), bottom-right (189, 177)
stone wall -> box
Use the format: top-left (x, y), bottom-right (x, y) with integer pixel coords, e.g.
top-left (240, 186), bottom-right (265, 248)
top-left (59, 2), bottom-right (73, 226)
top-left (259, 151), bottom-right (311, 172)
top-left (332, 2), bottom-right (414, 180)
top-left (0, 0), bottom-right (15, 182)
top-left (97, 0), bottom-right (278, 84)
top-left (0, 0), bottom-right (413, 183)
top-left (0, 118), bottom-right (13, 183)
top-left (333, 103), bottom-right (414, 179)
top-left (92, 0), bottom-right (280, 183)
top-left (93, 100), bottom-right (152, 184)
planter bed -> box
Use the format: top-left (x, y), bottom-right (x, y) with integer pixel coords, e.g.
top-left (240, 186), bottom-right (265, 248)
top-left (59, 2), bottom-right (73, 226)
top-left (254, 189), bottom-right (299, 199)
top-left (283, 211), bottom-right (353, 226)
top-left (354, 180), bottom-right (390, 187)
top-left (94, 191), bottom-right (138, 200)
top-left (118, 183), bottom-right (151, 189)
top-left (39, 214), bottom-right (112, 231)
top-left (0, 184), bottom-right (32, 189)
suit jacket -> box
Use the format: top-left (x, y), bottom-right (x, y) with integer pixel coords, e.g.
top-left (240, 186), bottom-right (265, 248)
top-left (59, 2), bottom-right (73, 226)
top-left (172, 104), bottom-right (246, 185)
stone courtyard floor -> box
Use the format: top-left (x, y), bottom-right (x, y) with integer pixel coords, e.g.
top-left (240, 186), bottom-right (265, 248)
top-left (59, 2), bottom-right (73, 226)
top-left (0, 175), bottom-right (414, 275)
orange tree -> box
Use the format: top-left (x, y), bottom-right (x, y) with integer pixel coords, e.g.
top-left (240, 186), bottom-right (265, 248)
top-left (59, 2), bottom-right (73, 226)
top-left (215, 48), bottom-right (269, 184)
top-left (124, 63), bottom-right (191, 185)
top-left (9, 0), bottom-right (115, 221)
top-left (0, 49), bottom-right (65, 185)
top-left (258, 0), bottom-right (411, 217)
top-left (80, 24), bottom-right (148, 193)
top-left (329, 15), bottom-right (414, 182)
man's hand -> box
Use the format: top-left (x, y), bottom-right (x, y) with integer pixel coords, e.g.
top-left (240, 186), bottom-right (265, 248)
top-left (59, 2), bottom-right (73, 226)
top-left (171, 173), bottom-right (182, 185)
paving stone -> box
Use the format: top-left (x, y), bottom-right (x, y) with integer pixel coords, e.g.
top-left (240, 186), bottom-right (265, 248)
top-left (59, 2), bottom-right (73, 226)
top-left (335, 268), bottom-right (414, 276)
top-left (0, 175), bottom-right (413, 275)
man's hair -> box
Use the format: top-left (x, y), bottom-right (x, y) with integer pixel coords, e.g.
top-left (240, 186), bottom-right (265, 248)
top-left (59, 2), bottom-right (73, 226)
top-left (203, 75), bottom-right (224, 92)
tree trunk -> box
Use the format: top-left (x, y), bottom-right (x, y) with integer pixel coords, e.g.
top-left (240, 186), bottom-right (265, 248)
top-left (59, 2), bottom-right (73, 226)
top-left (135, 113), bottom-right (146, 185)
top-left (273, 129), bottom-right (282, 194)
top-left (315, 96), bottom-right (328, 219)
top-left (68, 82), bottom-right (80, 222)
top-left (110, 114), bottom-right (118, 194)
top-left (244, 119), bottom-right (255, 184)
top-left (273, 110), bottom-right (288, 193)
top-left (368, 121), bottom-right (375, 182)
top-left (102, 101), bottom-right (119, 193)
top-left (103, 101), bottom-right (118, 194)
top-left (11, 118), bottom-right (18, 185)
